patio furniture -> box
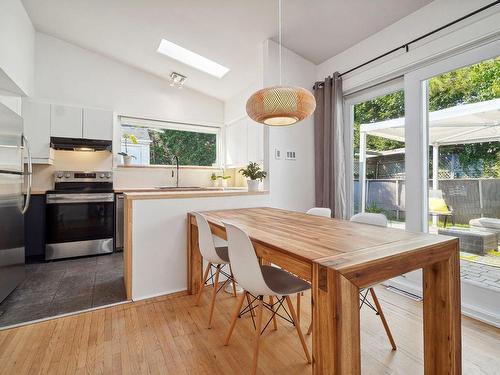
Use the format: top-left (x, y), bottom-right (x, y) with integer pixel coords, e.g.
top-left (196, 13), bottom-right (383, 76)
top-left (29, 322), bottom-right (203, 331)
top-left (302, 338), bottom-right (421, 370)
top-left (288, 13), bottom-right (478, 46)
top-left (470, 218), bottom-right (500, 246)
top-left (438, 226), bottom-right (496, 255)
top-left (429, 189), bottom-right (454, 228)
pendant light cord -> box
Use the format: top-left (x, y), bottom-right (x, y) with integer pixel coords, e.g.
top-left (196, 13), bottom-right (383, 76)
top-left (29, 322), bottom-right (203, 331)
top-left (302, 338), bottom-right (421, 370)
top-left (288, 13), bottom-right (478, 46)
top-left (278, 0), bottom-right (282, 86)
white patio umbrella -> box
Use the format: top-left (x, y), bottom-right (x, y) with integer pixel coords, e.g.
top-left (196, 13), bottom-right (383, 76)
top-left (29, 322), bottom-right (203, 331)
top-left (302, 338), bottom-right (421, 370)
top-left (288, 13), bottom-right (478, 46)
top-left (358, 98), bottom-right (500, 212)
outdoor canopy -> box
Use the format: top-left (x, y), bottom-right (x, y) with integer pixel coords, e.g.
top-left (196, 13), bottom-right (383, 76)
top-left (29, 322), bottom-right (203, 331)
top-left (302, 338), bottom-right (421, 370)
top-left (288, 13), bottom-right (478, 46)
top-left (358, 98), bottom-right (500, 212)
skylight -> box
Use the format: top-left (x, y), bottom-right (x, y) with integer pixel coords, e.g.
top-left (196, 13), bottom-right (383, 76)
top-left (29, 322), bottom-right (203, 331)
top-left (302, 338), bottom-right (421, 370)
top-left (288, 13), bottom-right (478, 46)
top-left (157, 39), bottom-right (229, 79)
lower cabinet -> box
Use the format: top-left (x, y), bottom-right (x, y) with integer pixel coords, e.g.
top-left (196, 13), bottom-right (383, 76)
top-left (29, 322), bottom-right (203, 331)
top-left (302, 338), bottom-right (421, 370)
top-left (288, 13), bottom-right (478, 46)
top-left (24, 194), bottom-right (46, 260)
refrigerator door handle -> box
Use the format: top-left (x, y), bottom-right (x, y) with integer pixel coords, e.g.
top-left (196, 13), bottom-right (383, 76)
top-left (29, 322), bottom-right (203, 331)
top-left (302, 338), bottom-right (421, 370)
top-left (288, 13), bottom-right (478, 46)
top-left (21, 135), bottom-right (32, 214)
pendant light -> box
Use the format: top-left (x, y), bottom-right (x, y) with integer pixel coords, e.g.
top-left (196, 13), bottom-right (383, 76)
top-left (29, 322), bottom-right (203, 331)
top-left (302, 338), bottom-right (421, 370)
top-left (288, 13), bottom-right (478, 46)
top-left (246, 0), bottom-right (316, 126)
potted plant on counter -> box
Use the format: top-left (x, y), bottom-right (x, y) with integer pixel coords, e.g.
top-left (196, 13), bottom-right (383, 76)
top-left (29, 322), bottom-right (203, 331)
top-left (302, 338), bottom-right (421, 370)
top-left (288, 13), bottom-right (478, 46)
top-left (217, 170), bottom-right (231, 187)
top-left (239, 162), bottom-right (267, 192)
top-left (118, 133), bottom-right (138, 165)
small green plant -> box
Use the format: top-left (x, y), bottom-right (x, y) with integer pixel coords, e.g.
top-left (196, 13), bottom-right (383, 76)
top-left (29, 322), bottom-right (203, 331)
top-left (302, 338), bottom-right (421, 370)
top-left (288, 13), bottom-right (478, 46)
top-left (118, 133), bottom-right (138, 158)
top-left (365, 202), bottom-right (383, 214)
top-left (217, 169), bottom-right (231, 180)
top-left (210, 173), bottom-right (217, 181)
top-left (239, 162), bottom-right (267, 181)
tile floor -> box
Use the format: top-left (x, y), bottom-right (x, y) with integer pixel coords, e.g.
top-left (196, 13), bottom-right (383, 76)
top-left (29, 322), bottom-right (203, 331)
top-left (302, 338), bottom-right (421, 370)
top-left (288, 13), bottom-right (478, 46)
top-left (0, 252), bottom-right (125, 328)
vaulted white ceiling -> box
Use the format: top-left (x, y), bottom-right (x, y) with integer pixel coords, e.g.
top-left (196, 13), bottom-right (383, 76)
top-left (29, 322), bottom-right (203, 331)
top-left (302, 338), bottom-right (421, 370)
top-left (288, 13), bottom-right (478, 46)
top-left (21, 0), bottom-right (432, 101)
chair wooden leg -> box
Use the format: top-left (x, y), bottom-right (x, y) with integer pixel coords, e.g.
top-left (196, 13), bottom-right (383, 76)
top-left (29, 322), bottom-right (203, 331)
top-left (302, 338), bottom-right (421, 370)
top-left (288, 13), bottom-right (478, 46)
top-left (225, 291), bottom-right (247, 346)
top-left (207, 264), bottom-right (221, 328)
top-left (269, 296), bottom-right (278, 330)
top-left (307, 320), bottom-right (312, 335)
top-left (246, 292), bottom-right (256, 317)
top-left (229, 265), bottom-right (237, 297)
top-left (285, 296), bottom-right (311, 364)
top-left (369, 288), bottom-right (397, 350)
top-left (296, 293), bottom-right (301, 323)
top-left (195, 262), bottom-right (212, 306)
top-left (251, 297), bottom-right (264, 375)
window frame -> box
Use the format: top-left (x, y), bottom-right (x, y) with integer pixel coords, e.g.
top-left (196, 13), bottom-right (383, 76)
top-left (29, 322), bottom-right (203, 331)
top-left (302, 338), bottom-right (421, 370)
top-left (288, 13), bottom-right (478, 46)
top-left (343, 78), bottom-right (404, 218)
top-left (119, 116), bottom-right (223, 168)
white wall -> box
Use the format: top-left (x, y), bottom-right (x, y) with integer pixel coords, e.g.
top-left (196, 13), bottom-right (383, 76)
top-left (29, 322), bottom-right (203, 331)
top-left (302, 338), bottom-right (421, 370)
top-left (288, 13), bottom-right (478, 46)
top-left (31, 32), bottom-right (225, 188)
top-left (0, 0), bottom-right (35, 96)
top-left (262, 40), bottom-right (316, 212)
top-left (224, 81), bottom-right (262, 124)
top-left (317, 0), bottom-right (500, 92)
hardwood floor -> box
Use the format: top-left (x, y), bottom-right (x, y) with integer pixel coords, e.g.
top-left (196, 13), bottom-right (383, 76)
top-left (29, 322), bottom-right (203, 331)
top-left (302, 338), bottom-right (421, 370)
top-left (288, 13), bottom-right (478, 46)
top-left (0, 286), bottom-right (499, 374)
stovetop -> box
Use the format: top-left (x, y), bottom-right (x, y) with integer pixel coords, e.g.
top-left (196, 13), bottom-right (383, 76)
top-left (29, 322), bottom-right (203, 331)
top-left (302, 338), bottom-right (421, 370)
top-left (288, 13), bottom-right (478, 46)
top-left (49, 171), bottom-right (113, 194)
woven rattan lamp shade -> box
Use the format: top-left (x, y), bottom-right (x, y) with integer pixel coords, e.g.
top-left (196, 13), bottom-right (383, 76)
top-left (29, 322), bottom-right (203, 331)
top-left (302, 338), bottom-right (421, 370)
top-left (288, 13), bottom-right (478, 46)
top-left (246, 86), bottom-right (316, 126)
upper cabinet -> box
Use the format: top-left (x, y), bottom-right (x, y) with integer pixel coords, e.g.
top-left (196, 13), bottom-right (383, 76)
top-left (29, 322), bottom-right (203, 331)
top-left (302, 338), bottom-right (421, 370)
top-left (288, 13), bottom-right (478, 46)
top-left (22, 100), bottom-right (113, 164)
top-left (22, 100), bottom-right (53, 164)
top-left (50, 104), bottom-right (83, 138)
top-left (51, 104), bottom-right (113, 141)
top-left (83, 108), bottom-right (113, 140)
top-left (225, 116), bottom-right (263, 167)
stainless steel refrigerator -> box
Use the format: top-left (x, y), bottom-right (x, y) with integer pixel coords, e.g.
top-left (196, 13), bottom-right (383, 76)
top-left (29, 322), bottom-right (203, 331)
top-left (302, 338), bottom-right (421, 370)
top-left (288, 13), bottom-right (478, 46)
top-left (0, 103), bottom-right (32, 304)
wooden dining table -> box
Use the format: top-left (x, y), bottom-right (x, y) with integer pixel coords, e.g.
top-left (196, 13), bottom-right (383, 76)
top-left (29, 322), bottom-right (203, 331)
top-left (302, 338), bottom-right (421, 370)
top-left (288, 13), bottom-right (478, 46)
top-left (187, 207), bottom-right (461, 375)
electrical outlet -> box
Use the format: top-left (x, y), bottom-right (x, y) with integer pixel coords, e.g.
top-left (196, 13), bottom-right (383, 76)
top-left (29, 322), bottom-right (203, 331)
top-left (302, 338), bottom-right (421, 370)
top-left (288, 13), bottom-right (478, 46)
top-left (285, 151), bottom-right (296, 160)
top-left (275, 149), bottom-right (281, 159)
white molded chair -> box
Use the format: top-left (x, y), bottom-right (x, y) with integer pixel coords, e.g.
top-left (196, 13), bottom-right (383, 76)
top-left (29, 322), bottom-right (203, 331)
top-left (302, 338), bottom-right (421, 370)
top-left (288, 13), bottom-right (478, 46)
top-left (223, 221), bottom-right (311, 375)
top-left (350, 212), bottom-right (396, 350)
top-left (192, 212), bottom-right (237, 328)
top-left (306, 207), bottom-right (332, 217)
top-left (350, 212), bottom-right (388, 227)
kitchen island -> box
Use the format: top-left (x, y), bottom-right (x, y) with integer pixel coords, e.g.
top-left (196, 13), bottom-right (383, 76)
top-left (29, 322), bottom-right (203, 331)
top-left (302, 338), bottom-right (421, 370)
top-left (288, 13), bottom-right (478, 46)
top-left (123, 189), bottom-right (269, 301)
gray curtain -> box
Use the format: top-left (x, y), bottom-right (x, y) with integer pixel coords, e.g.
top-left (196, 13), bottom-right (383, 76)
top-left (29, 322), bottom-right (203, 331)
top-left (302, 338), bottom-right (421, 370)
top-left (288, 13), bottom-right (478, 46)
top-left (313, 73), bottom-right (347, 219)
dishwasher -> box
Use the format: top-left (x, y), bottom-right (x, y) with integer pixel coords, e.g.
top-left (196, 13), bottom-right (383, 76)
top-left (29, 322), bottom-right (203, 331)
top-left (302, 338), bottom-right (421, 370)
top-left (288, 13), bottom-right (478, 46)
top-left (115, 194), bottom-right (124, 251)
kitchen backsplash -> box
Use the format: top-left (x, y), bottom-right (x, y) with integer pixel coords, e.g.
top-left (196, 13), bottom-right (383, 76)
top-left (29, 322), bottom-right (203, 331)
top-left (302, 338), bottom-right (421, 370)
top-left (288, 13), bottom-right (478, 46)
top-left (31, 152), bottom-right (248, 191)
top-left (31, 150), bottom-right (113, 191)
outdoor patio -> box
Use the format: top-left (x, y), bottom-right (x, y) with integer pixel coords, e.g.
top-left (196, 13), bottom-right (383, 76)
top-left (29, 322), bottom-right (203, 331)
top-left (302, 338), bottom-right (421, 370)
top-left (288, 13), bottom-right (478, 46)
top-left (357, 98), bottom-right (500, 292)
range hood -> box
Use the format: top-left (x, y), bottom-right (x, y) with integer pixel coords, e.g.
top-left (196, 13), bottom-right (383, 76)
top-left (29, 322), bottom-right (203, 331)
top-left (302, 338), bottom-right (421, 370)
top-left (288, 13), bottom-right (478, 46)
top-left (50, 137), bottom-right (112, 151)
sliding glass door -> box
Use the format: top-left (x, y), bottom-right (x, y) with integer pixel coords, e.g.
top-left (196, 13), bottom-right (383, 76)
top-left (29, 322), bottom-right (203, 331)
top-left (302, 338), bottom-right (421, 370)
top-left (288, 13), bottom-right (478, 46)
top-left (402, 39), bottom-right (500, 324)
top-left (345, 80), bottom-right (406, 228)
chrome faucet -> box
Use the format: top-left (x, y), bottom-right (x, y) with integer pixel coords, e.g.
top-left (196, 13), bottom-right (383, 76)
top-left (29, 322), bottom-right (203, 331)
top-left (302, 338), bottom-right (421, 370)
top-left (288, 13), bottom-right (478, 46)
top-left (170, 154), bottom-right (179, 187)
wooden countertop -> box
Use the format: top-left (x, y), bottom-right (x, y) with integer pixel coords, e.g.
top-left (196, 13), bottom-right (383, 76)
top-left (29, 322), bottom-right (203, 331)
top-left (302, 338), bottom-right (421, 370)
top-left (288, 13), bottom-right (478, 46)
top-left (114, 187), bottom-right (233, 193)
top-left (123, 189), bottom-right (268, 200)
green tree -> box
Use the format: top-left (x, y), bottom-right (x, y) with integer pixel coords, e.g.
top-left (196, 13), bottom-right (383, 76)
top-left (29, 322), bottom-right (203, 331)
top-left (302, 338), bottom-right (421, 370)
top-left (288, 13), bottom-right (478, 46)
top-left (149, 129), bottom-right (216, 166)
top-left (354, 57), bottom-right (500, 176)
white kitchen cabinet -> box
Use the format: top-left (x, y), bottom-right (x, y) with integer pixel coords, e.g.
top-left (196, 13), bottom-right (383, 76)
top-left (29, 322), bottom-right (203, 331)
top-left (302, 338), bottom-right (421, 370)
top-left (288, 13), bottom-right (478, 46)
top-left (22, 100), bottom-right (53, 164)
top-left (225, 117), bottom-right (248, 167)
top-left (225, 116), bottom-right (263, 167)
top-left (50, 104), bottom-right (82, 138)
top-left (83, 108), bottom-right (113, 140)
top-left (247, 119), bottom-right (264, 163)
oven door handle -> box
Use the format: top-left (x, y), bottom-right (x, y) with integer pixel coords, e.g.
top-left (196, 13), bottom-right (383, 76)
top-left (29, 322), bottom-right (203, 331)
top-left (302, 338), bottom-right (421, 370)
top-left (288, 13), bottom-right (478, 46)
top-left (46, 193), bottom-right (115, 204)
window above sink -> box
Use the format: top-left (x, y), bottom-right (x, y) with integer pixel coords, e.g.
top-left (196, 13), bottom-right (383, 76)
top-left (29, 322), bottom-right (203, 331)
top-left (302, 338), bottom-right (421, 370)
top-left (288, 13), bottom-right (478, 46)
top-left (119, 116), bottom-right (221, 168)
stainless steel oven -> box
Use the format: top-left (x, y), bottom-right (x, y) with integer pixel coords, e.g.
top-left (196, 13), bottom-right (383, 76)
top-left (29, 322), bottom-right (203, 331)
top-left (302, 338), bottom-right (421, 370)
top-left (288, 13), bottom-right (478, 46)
top-left (45, 171), bottom-right (114, 260)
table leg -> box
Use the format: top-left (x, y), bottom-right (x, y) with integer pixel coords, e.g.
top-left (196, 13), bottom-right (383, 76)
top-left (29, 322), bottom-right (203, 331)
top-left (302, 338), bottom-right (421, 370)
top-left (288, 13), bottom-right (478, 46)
top-left (423, 247), bottom-right (461, 374)
top-left (188, 219), bottom-right (202, 295)
top-left (312, 264), bottom-right (361, 375)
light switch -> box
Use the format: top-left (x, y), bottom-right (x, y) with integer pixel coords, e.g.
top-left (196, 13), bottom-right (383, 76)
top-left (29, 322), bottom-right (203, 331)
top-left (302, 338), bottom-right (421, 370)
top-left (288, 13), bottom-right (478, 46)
top-left (285, 151), bottom-right (296, 160)
top-left (275, 149), bottom-right (281, 159)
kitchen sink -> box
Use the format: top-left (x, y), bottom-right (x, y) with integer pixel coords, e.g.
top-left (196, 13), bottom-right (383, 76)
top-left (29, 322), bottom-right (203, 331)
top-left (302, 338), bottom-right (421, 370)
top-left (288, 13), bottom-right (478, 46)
top-left (154, 186), bottom-right (213, 191)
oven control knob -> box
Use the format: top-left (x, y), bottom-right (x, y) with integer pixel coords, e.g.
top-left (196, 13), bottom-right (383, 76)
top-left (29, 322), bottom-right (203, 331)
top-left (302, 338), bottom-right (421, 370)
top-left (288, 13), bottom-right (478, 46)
top-left (64, 173), bottom-right (71, 178)
top-left (56, 172), bottom-right (63, 178)
top-left (106, 173), bottom-right (111, 178)
top-left (100, 173), bottom-right (105, 178)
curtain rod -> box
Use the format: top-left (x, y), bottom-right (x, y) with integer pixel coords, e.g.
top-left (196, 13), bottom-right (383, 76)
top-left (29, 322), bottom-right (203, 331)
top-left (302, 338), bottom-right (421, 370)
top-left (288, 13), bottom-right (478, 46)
top-left (317, 0), bottom-right (499, 83)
